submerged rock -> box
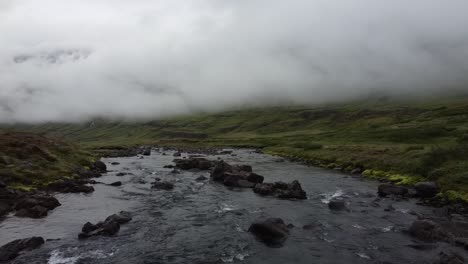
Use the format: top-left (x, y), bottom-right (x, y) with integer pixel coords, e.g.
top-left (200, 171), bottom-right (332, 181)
top-left (109, 181), bottom-right (122, 186)
top-left (111, 162), bottom-right (120, 165)
top-left (0, 237), bottom-right (44, 262)
top-left (151, 181), bottom-right (174, 190)
top-left (328, 198), bottom-right (347, 211)
top-left (378, 183), bottom-right (408, 197)
top-left (248, 218), bottom-right (290, 247)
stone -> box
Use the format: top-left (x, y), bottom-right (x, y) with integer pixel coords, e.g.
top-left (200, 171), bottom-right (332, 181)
top-left (0, 237), bottom-right (44, 262)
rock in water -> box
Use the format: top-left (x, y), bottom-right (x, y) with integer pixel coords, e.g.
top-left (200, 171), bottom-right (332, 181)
top-left (0, 237), bottom-right (44, 262)
top-left (328, 198), bottom-right (347, 211)
top-left (434, 251), bottom-right (465, 264)
top-left (109, 181), bottom-right (122, 187)
top-left (377, 183), bottom-right (408, 197)
top-left (151, 181), bottom-right (175, 190)
top-left (254, 180), bottom-right (307, 199)
top-left (408, 220), bottom-right (450, 242)
top-left (248, 218), bottom-right (290, 247)
top-left (414, 181), bottom-right (439, 198)
top-left (78, 212), bottom-right (131, 239)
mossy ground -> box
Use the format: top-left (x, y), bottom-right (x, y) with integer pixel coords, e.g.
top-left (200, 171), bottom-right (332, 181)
top-left (4, 96), bottom-right (468, 202)
top-left (0, 132), bottom-right (96, 190)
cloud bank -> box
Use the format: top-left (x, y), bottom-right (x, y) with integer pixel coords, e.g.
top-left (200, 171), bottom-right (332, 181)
top-left (1, 0), bottom-right (468, 123)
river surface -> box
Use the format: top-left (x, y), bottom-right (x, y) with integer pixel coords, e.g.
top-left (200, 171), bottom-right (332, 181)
top-left (1, 149), bottom-right (466, 263)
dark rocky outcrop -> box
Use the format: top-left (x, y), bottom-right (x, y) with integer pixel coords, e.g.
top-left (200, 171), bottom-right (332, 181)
top-left (14, 194), bottom-right (60, 219)
top-left (328, 198), bottom-right (347, 211)
top-left (78, 211), bottom-right (131, 239)
top-left (210, 161), bottom-right (264, 188)
top-left (414, 181), bottom-right (439, 198)
top-left (0, 237), bottom-right (44, 262)
top-left (254, 180), bottom-right (307, 199)
top-left (151, 181), bottom-right (175, 190)
top-left (248, 218), bottom-right (290, 247)
top-left (378, 183), bottom-right (408, 197)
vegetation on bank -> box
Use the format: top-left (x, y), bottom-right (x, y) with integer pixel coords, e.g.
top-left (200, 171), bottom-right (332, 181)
top-left (0, 132), bottom-right (96, 191)
top-left (4, 96), bottom-right (468, 202)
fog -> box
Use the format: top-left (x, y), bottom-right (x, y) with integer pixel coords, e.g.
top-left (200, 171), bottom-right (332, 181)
top-left (1, 0), bottom-right (468, 123)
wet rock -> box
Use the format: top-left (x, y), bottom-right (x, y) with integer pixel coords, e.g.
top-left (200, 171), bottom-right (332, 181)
top-left (384, 204), bottom-right (395, 212)
top-left (151, 181), bottom-right (174, 190)
top-left (0, 237), bottom-right (44, 262)
top-left (91, 160), bottom-right (107, 173)
top-left (163, 165), bottom-right (175, 169)
top-left (246, 173), bottom-right (264, 184)
top-left (110, 162), bottom-right (120, 165)
top-left (414, 181), bottom-right (439, 198)
top-left (351, 168), bottom-right (363, 174)
top-left (223, 173), bottom-right (244, 187)
top-left (328, 198), bottom-right (347, 211)
top-left (47, 180), bottom-right (94, 193)
top-left (170, 169), bottom-right (180, 174)
top-left (77, 168), bottom-right (101, 179)
top-left (116, 172), bottom-right (129, 176)
top-left (409, 220), bottom-right (451, 242)
top-left (248, 218), bottom-right (290, 247)
top-left (195, 175), bottom-right (208, 181)
top-left (434, 251), bottom-right (465, 264)
top-left (78, 212), bottom-right (131, 239)
top-left (141, 148), bottom-right (151, 156)
top-left (15, 205), bottom-right (49, 218)
top-left (15, 194), bottom-right (61, 217)
top-left (219, 150), bottom-right (233, 155)
top-left (406, 243), bottom-right (438, 250)
top-left (175, 158), bottom-right (214, 170)
top-left (105, 211), bottom-right (132, 224)
top-left (237, 180), bottom-right (256, 188)
top-left (378, 183), bottom-right (408, 197)
top-left (173, 152), bottom-right (182, 157)
top-left (109, 181), bottom-right (122, 186)
top-left (78, 220), bottom-right (120, 239)
top-left (254, 180), bottom-right (307, 199)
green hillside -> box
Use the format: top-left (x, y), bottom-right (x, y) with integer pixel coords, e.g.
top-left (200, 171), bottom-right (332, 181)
top-left (5, 96), bottom-right (468, 201)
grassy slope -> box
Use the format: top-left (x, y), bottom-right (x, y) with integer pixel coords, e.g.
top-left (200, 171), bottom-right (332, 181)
top-left (0, 132), bottom-right (95, 190)
top-left (7, 96), bottom-right (468, 201)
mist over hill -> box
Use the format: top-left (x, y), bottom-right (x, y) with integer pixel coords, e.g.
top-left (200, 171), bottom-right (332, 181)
top-left (1, 0), bottom-right (468, 123)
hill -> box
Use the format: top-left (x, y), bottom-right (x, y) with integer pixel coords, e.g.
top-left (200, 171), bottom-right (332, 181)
top-left (4, 96), bottom-right (468, 202)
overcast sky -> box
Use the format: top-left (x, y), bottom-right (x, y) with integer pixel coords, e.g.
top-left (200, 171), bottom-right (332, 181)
top-left (1, 0), bottom-right (468, 123)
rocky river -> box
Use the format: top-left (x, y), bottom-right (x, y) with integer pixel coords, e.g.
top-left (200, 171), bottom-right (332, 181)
top-left (0, 149), bottom-right (466, 263)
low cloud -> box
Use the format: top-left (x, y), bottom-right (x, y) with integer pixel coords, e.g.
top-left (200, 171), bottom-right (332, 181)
top-left (1, 0), bottom-right (468, 123)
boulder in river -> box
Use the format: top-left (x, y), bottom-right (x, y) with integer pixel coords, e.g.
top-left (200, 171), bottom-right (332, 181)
top-left (408, 220), bottom-right (451, 242)
top-left (210, 161), bottom-right (264, 188)
top-left (414, 181), bottom-right (439, 198)
top-left (248, 218), bottom-right (290, 247)
top-left (0, 237), bottom-right (44, 262)
top-left (195, 175), bottom-right (208, 181)
top-left (15, 205), bottom-right (48, 218)
top-left (378, 183), bottom-right (408, 197)
top-left (151, 181), bottom-right (175, 190)
top-left (78, 211), bottom-right (131, 239)
top-left (254, 180), bottom-right (307, 199)
top-left (110, 162), bottom-right (120, 165)
top-left (173, 152), bottom-right (182, 157)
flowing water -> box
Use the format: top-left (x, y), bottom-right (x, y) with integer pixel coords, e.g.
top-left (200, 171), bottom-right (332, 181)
top-left (1, 149), bottom-right (466, 264)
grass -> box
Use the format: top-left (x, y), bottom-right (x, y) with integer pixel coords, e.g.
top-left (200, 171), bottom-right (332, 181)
top-left (0, 131), bottom-right (96, 190)
top-left (3, 96), bottom-right (468, 202)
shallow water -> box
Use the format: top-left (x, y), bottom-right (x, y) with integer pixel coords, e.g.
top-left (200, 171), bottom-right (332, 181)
top-left (1, 150), bottom-right (466, 264)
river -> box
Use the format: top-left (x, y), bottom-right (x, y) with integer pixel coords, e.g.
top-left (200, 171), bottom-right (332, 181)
top-left (1, 149), bottom-right (465, 263)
